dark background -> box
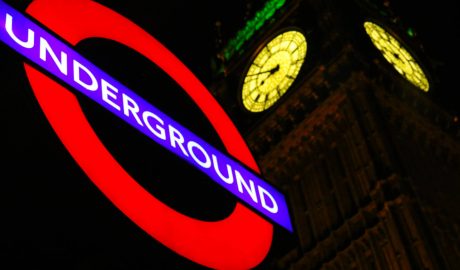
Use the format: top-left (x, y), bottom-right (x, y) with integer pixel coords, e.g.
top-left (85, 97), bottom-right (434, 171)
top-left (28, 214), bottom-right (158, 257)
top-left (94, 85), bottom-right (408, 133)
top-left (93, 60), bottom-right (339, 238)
top-left (385, 0), bottom-right (459, 116)
top-left (1, 0), bottom-right (458, 269)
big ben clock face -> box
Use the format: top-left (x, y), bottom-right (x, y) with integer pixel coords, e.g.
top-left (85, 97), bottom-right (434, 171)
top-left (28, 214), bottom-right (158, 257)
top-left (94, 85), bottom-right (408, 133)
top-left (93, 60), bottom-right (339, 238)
top-left (364, 21), bottom-right (430, 92)
top-left (241, 30), bottom-right (307, 112)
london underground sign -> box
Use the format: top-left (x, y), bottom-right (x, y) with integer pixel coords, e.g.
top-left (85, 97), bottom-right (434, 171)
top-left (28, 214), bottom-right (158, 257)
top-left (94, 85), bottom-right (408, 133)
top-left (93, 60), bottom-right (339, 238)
top-left (0, 0), bottom-right (293, 268)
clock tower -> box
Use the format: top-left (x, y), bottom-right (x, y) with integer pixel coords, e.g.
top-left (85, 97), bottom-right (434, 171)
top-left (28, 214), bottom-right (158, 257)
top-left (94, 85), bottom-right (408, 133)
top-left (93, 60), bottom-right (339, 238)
top-left (210, 0), bottom-right (460, 269)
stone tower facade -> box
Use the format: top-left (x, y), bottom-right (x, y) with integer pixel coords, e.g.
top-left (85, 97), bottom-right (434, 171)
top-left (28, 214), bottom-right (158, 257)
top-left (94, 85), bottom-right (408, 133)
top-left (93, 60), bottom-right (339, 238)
top-left (211, 0), bottom-right (460, 269)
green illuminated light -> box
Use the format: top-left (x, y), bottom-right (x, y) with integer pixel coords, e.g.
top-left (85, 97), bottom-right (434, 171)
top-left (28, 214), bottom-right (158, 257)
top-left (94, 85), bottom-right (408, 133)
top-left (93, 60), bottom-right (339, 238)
top-left (221, 0), bottom-right (286, 62)
top-left (407, 27), bottom-right (415, 37)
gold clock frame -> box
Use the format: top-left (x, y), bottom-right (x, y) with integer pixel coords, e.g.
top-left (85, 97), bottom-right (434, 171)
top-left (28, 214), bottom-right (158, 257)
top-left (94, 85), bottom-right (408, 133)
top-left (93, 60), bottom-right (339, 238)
top-left (363, 20), bottom-right (430, 92)
top-left (240, 28), bottom-right (307, 113)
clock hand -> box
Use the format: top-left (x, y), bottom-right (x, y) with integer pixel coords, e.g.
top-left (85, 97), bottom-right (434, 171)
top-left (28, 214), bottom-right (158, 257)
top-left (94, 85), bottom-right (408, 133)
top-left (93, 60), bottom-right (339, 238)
top-left (248, 65), bottom-right (280, 77)
top-left (260, 65), bottom-right (280, 85)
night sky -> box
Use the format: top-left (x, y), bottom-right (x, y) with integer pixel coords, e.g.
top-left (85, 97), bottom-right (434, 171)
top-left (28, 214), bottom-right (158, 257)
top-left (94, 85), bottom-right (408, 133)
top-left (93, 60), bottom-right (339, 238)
top-left (1, 0), bottom-right (459, 269)
top-left (390, 0), bottom-right (460, 116)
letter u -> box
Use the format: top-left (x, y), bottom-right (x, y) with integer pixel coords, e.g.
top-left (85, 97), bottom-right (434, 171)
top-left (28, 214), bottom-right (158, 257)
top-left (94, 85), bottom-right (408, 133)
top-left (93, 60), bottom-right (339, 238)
top-left (212, 154), bottom-right (234, 184)
top-left (5, 13), bottom-right (34, 48)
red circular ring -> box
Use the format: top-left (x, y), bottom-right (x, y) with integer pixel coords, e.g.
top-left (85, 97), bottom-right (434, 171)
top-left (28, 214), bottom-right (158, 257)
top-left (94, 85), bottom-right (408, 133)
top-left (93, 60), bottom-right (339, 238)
top-left (24, 0), bottom-right (273, 269)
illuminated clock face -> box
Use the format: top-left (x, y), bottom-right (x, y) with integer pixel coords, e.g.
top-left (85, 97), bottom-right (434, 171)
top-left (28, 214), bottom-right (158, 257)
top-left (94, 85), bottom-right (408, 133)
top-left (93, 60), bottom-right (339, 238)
top-left (364, 21), bottom-right (430, 92)
top-left (242, 30), bottom-right (307, 112)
